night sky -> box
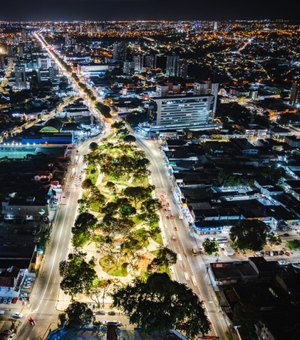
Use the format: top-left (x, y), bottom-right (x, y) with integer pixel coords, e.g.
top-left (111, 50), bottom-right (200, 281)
top-left (0, 0), bottom-right (299, 21)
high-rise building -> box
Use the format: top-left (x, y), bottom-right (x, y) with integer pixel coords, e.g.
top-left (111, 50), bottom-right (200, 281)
top-left (123, 61), bottom-right (134, 75)
top-left (38, 57), bottom-right (52, 69)
top-left (0, 55), bottom-right (5, 71)
top-left (178, 61), bottom-right (188, 78)
top-left (213, 21), bottom-right (218, 31)
top-left (194, 81), bottom-right (219, 114)
top-left (289, 82), bottom-right (300, 106)
top-left (17, 45), bottom-right (24, 58)
top-left (14, 64), bottom-right (26, 89)
top-left (144, 55), bottom-right (155, 69)
top-left (6, 44), bottom-right (14, 57)
top-left (133, 55), bottom-right (143, 72)
top-left (166, 54), bottom-right (180, 77)
top-left (210, 83), bottom-right (219, 115)
top-left (153, 94), bottom-right (216, 130)
top-left (112, 42), bottom-right (127, 61)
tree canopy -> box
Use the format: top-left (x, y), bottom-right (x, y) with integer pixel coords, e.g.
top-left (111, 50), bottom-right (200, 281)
top-left (202, 238), bottom-right (219, 255)
top-left (112, 273), bottom-right (210, 338)
top-left (230, 220), bottom-right (271, 251)
top-left (59, 302), bottom-right (95, 329)
top-left (59, 252), bottom-right (98, 297)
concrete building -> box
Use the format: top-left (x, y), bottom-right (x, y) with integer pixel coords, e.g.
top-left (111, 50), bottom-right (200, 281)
top-left (289, 82), bottom-right (300, 106)
top-left (14, 64), bottom-right (26, 89)
top-left (153, 94), bottom-right (217, 130)
top-left (133, 55), bottom-right (143, 72)
top-left (2, 196), bottom-right (49, 221)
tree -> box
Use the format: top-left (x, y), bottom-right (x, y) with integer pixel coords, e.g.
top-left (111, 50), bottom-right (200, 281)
top-left (112, 121), bottom-right (126, 129)
top-left (153, 247), bottom-right (177, 267)
top-left (89, 142), bottom-right (98, 152)
top-left (287, 239), bottom-right (300, 250)
top-left (123, 186), bottom-right (154, 208)
top-left (202, 238), bottom-right (218, 255)
top-left (268, 232), bottom-right (282, 246)
top-left (230, 220), bottom-right (271, 251)
top-left (81, 178), bottom-right (93, 190)
top-left (72, 212), bottom-right (97, 248)
top-left (112, 273), bottom-right (210, 338)
top-left (143, 199), bottom-right (162, 213)
top-left (123, 134), bottom-right (136, 143)
top-left (59, 252), bottom-right (98, 298)
top-left (74, 212), bottom-right (97, 231)
top-left (59, 302), bottom-right (95, 329)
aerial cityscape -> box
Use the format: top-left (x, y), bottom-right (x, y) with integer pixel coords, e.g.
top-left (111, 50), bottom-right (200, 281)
top-left (0, 5), bottom-right (300, 340)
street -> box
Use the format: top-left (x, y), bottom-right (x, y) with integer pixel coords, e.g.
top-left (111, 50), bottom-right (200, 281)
top-left (134, 136), bottom-right (229, 340)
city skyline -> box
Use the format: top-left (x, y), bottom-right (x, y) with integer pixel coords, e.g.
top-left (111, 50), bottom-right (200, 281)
top-left (0, 0), bottom-right (299, 21)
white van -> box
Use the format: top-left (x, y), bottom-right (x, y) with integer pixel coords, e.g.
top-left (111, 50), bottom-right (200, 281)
top-left (0, 310), bottom-right (5, 315)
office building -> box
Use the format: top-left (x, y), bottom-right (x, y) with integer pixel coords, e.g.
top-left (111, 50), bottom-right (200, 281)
top-left (123, 61), bottom-right (134, 75)
top-left (38, 57), bottom-right (52, 70)
top-left (194, 81), bottom-right (219, 114)
top-left (14, 64), bottom-right (26, 89)
top-left (144, 55), bottom-right (155, 69)
top-left (166, 55), bottom-right (180, 77)
top-left (153, 94), bottom-right (216, 130)
top-left (289, 82), bottom-right (300, 106)
top-left (178, 61), bottom-right (188, 78)
top-left (0, 55), bottom-right (5, 71)
top-left (133, 55), bottom-right (143, 72)
top-left (112, 42), bottom-right (127, 61)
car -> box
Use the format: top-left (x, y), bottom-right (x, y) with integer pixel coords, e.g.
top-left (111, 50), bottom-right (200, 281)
top-left (12, 297), bottom-right (18, 304)
top-left (278, 260), bottom-right (286, 265)
top-left (171, 235), bottom-right (176, 241)
top-left (28, 316), bottom-right (36, 326)
top-left (12, 312), bottom-right (23, 319)
top-left (283, 233), bottom-right (290, 237)
top-left (96, 310), bottom-right (106, 315)
top-left (285, 251), bottom-right (291, 256)
top-left (9, 333), bottom-right (17, 339)
top-left (273, 251), bottom-right (279, 256)
top-left (192, 248), bottom-right (198, 256)
top-left (2, 298), bottom-right (7, 304)
top-left (107, 311), bottom-right (116, 316)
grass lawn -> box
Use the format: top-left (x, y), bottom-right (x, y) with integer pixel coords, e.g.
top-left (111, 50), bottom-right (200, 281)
top-left (150, 229), bottom-right (163, 245)
top-left (99, 256), bottom-right (129, 277)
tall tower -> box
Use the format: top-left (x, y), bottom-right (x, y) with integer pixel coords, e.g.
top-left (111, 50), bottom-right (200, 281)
top-left (166, 55), bottom-right (180, 77)
top-left (133, 55), bottom-right (143, 72)
top-left (14, 64), bottom-right (26, 89)
top-left (213, 21), bottom-right (218, 32)
top-left (290, 82), bottom-right (300, 106)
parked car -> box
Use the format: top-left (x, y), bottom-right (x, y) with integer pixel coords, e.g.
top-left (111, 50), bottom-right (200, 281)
top-left (97, 310), bottom-right (105, 315)
top-left (12, 297), bottom-right (18, 304)
top-left (107, 311), bottom-right (116, 316)
top-left (12, 312), bottom-right (23, 319)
